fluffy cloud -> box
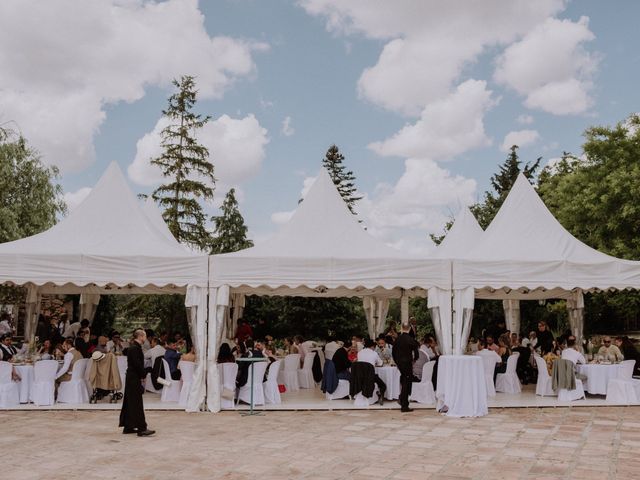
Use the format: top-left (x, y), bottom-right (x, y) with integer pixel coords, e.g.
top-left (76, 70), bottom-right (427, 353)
top-left (301, 0), bottom-right (565, 116)
top-left (281, 116), bottom-right (295, 136)
top-left (63, 187), bottom-right (92, 212)
top-left (500, 129), bottom-right (540, 152)
top-left (369, 80), bottom-right (496, 160)
top-left (494, 16), bottom-right (597, 115)
top-left (0, 0), bottom-right (267, 171)
top-left (128, 114), bottom-right (269, 187)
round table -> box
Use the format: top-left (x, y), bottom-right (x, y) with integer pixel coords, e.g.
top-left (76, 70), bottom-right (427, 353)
top-left (436, 355), bottom-right (488, 417)
top-left (375, 366), bottom-right (401, 400)
top-left (14, 364), bottom-right (34, 403)
top-left (577, 363), bottom-right (622, 395)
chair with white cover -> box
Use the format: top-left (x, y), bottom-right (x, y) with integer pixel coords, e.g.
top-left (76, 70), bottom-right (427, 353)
top-left (145, 372), bottom-right (161, 394)
top-left (281, 354), bottom-right (300, 392)
top-left (606, 360), bottom-right (638, 404)
top-left (238, 361), bottom-right (268, 406)
top-left (219, 362), bottom-right (238, 409)
top-left (479, 354), bottom-right (499, 397)
top-left (178, 361), bottom-right (196, 407)
top-left (534, 355), bottom-right (555, 397)
top-left (353, 388), bottom-right (379, 407)
top-left (30, 360), bottom-right (59, 406)
top-left (558, 378), bottom-right (585, 401)
top-left (410, 361), bottom-right (436, 404)
top-left (0, 361), bottom-right (19, 408)
top-left (160, 359), bottom-right (182, 402)
top-left (116, 356), bottom-right (127, 392)
top-left (326, 379), bottom-right (350, 400)
top-left (298, 352), bottom-right (316, 389)
top-left (495, 353), bottom-right (521, 394)
top-left (263, 360), bottom-right (282, 404)
top-left (57, 359), bottom-right (90, 404)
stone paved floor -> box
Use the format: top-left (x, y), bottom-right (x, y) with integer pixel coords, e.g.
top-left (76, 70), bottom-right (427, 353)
top-left (2, 407), bottom-right (639, 480)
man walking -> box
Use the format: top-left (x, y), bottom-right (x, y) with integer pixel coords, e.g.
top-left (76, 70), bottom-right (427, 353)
top-left (119, 329), bottom-right (155, 437)
top-left (393, 323), bottom-right (419, 412)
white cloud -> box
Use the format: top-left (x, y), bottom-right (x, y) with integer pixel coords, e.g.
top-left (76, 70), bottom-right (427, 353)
top-left (517, 114), bottom-right (534, 125)
top-left (0, 0), bottom-right (268, 172)
top-left (369, 80), bottom-right (496, 160)
top-left (128, 113), bottom-right (269, 187)
top-left (500, 129), bottom-right (540, 152)
top-left (63, 187), bottom-right (92, 212)
top-left (494, 16), bottom-right (597, 115)
top-left (301, 0), bottom-right (565, 116)
top-left (281, 116), bottom-right (295, 136)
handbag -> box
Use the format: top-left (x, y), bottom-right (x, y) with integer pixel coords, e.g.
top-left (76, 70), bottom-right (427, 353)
top-left (221, 387), bottom-right (235, 400)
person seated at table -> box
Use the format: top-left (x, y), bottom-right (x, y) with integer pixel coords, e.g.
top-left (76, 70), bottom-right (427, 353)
top-left (107, 331), bottom-right (128, 355)
top-left (466, 336), bottom-right (478, 353)
top-left (412, 336), bottom-right (431, 381)
top-left (598, 336), bottom-right (623, 362)
top-left (173, 332), bottom-right (187, 354)
top-left (0, 334), bottom-right (18, 361)
top-left (511, 336), bottom-right (533, 384)
top-left (347, 338), bottom-right (359, 362)
top-left (424, 335), bottom-right (440, 359)
top-left (615, 336), bottom-right (639, 374)
top-left (375, 335), bottom-right (393, 363)
top-left (163, 343), bottom-right (182, 380)
top-left (217, 342), bottom-right (235, 363)
top-left (542, 346), bottom-right (559, 376)
top-left (332, 341), bottom-right (352, 381)
top-left (283, 337), bottom-right (298, 355)
top-left (38, 339), bottom-right (54, 360)
top-left (522, 331), bottom-right (537, 349)
top-left (510, 333), bottom-right (520, 348)
top-left (324, 335), bottom-right (341, 361)
top-left (74, 328), bottom-right (92, 358)
top-left (485, 335), bottom-right (499, 352)
top-left (357, 338), bottom-right (386, 403)
top-left (143, 336), bottom-right (166, 370)
top-left (493, 334), bottom-right (512, 381)
top-left (55, 339), bottom-right (83, 384)
top-left (476, 338), bottom-right (501, 360)
top-left (561, 337), bottom-right (586, 365)
top-left (94, 335), bottom-right (109, 354)
top-left (236, 339), bottom-right (264, 387)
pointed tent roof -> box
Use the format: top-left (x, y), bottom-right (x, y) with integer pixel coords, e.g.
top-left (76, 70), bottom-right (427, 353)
top-left (436, 207), bottom-right (483, 258)
top-left (454, 173), bottom-right (640, 291)
top-left (210, 169), bottom-right (449, 294)
top-left (0, 162), bottom-right (207, 289)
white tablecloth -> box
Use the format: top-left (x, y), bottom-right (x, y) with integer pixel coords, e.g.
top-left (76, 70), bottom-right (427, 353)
top-left (577, 363), bottom-right (622, 395)
top-left (436, 355), bottom-right (488, 417)
top-left (375, 366), bottom-right (401, 400)
top-left (14, 365), bottom-right (34, 403)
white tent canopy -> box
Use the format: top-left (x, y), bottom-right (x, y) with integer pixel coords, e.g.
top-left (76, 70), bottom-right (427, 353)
top-left (435, 207), bottom-right (483, 258)
top-left (0, 162), bottom-right (209, 412)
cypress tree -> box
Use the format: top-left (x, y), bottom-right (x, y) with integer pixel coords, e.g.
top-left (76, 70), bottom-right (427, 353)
top-left (211, 188), bottom-right (254, 254)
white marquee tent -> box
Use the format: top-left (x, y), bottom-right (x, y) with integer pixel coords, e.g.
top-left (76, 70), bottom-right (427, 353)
top-left (0, 162), bottom-right (209, 412)
top-left (452, 173), bottom-right (640, 351)
top-left (208, 169), bottom-right (452, 411)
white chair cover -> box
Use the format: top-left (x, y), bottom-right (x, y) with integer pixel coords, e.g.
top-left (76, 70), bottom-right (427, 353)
top-left (410, 361), bottom-right (436, 405)
top-left (160, 359), bottom-right (182, 402)
top-left (298, 352), bottom-right (316, 389)
top-left (325, 379), bottom-right (350, 400)
top-left (218, 362), bottom-right (238, 409)
top-left (534, 355), bottom-right (555, 396)
top-left (353, 388), bottom-right (379, 407)
top-left (479, 354), bottom-right (498, 397)
top-left (57, 359), bottom-right (90, 404)
top-left (178, 361), bottom-right (196, 408)
top-left (495, 352), bottom-right (521, 394)
top-left (558, 378), bottom-right (585, 402)
top-left (606, 360), bottom-right (638, 404)
top-left (280, 354), bottom-right (300, 392)
top-left (238, 361), bottom-right (268, 406)
top-left (116, 356), bottom-right (127, 392)
top-left (31, 360), bottom-right (58, 406)
top-left (263, 360), bottom-right (282, 405)
top-left (145, 372), bottom-right (161, 394)
top-left (0, 361), bottom-right (19, 408)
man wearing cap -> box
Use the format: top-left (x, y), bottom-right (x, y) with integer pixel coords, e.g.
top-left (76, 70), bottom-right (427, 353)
top-left (119, 329), bottom-right (155, 437)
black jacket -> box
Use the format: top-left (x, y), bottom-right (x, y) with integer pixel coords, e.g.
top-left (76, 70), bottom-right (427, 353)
top-left (349, 361), bottom-right (375, 398)
top-left (332, 347), bottom-right (352, 374)
top-left (392, 333), bottom-right (419, 366)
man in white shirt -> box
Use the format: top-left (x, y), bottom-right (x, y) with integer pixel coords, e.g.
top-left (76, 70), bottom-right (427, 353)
top-left (561, 337), bottom-right (587, 365)
top-left (144, 337), bottom-right (166, 369)
top-left (476, 338), bottom-right (501, 362)
top-left (357, 339), bottom-right (386, 404)
top-left (55, 339), bottom-right (83, 383)
top-left (106, 331), bottom-right (128, 355)
top-left (324, 337), bottom-right (341, 361)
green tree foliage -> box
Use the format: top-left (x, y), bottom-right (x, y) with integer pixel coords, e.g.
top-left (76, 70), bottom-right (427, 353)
top-left (210, 188), bottom-right (254, 254)
top-left (119, 294), bottom-right (187, 337)
top-left (429, 219), bottom-right (454, 245)
top-left (471, 145), bottom-right (541, 229)
top-left (151, 75), bottom-right (215, 249)
top-left (322, 145), bottom-right (362, 215)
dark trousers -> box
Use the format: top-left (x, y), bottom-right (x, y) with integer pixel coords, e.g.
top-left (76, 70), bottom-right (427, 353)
top-left (374, 374), bottom-right (386, 397)
top-left (398, 363), bottom-right (413, 408)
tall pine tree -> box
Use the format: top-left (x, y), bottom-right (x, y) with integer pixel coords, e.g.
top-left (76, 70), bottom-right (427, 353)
top-left (471, 145), bottom-right (541, 229)
top-left (151, 75), bottom-right (215, 249)
top-left (210, 188), bottom-right (254, 254)
top-left (322, 145), bottom-right (362, 215)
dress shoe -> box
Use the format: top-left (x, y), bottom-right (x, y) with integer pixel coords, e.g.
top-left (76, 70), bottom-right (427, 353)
top-left (137, 429), bottom-right (156, 437)
top-left (122, 428), bottom-right (137, 434)
top-left (400, 407), bottom-right (413, 413)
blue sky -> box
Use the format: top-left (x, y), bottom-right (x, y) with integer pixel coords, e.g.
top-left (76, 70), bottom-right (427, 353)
top-left (1, 0), bottom-right (639, 252)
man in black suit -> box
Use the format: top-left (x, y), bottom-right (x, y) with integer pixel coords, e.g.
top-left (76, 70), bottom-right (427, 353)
top-left (392, 323), bottom-right (420, 412)
top-left (0, 335), bottom-right (18, 361)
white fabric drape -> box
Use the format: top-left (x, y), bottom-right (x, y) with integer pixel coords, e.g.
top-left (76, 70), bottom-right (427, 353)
top-left (363, 296), bottom-right (390, 339)
top-left (428, 287), bottom-right (452, 355)
top-left (79, 293), bottom-right (100, 324)
top-left (207, 285), bottom-right (229, 412)
top-left (24, 285), bottom-right (42, 342)
top-left (452, 287), bottom-right (475, 355)
top-left (185, 285), bottom-right (208, 412)
top-left (567, 289), bottom-right (585, 351)
top-left (400, 290), bottom-right (409, 326)
top-left (502, 299), bottom-right (521, 335)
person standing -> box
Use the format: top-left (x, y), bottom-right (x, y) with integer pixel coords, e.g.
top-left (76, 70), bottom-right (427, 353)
top-left (393, 323), bottom-right (419, 412)
top-left (119, 329), bottom-right (155, 437)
